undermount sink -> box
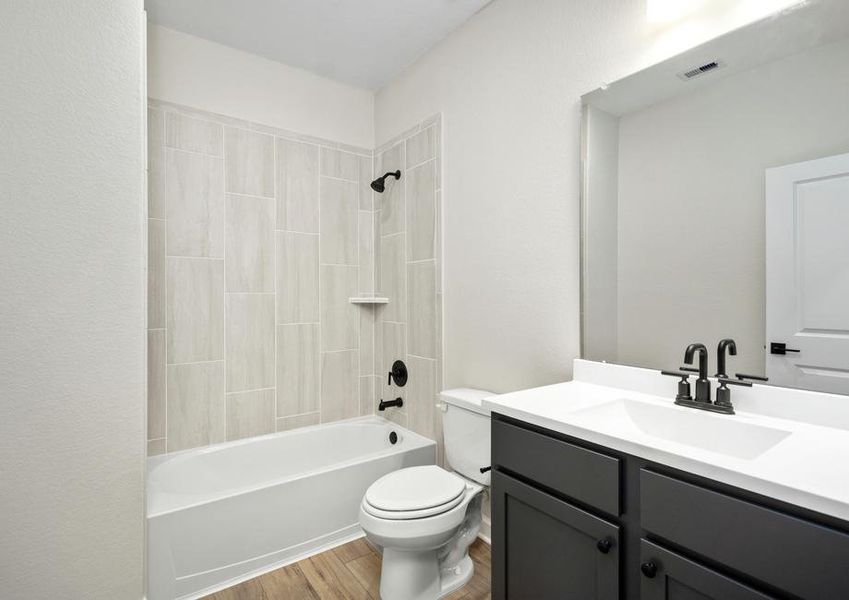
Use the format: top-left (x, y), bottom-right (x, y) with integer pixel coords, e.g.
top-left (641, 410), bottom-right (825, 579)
top-left (568, 398), bottom-right (792, 460)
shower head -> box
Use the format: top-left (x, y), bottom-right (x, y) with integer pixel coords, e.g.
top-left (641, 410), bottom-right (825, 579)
top-left (370, 170), bottom-right (401, 193)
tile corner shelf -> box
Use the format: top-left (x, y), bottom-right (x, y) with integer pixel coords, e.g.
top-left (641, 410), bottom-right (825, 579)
top-left (349, 297), bottom-right (389, 305)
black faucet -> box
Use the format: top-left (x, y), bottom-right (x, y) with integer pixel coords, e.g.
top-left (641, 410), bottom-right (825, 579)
top-left (378, 397), bottom-right (403, 411)
top-left (684, 343), bottom-right (711, 403)
top-left (663, 341), bottom-right (754, 415)
top-left (716, 338), bottom-right (737, 378)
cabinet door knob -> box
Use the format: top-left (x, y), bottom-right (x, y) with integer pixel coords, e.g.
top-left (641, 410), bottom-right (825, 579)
top-left (596, 538), bottom-right (612, 554)
top-left (641, 561), bottom-right (658, 578)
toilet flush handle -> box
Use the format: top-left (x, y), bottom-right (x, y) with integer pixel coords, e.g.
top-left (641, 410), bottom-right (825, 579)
top-left (480, 466), bottom-right (491, 474)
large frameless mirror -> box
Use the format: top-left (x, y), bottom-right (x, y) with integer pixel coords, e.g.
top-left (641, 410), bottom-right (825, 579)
top-left (581, 0), bottom-right (849, 394)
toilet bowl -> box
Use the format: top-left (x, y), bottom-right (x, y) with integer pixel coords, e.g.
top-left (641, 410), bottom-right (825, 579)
top-left (359, 388), bottom-right (493, 600)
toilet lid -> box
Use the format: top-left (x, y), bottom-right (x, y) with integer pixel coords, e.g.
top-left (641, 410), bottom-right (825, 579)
top-left (365, 466), bottom-right (466, 513)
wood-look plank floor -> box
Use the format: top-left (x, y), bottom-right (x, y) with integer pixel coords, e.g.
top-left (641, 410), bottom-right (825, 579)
top-left (204, 537), bottom-right (491, 600)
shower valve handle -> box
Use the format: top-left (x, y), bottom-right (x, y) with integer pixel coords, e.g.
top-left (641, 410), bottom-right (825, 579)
top-left (387, 360), bottom-right (408, 387)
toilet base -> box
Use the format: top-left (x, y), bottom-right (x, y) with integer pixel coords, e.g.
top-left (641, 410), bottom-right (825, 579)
top-left (380, 547), bottom-right (440, 600)
top-left (438, 554), bottom-right (474, 598)
top-left (378, 548), bottom-right (475, 600)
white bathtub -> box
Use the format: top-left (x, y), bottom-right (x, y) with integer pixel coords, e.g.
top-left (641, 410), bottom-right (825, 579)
top-left (147, 416), bottom-right (435, 600)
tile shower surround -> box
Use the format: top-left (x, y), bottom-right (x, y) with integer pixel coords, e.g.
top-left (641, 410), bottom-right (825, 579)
top-left (373, 116), bottom-right (445, 466)
top-left (147, 100), bottom-right (442, 457)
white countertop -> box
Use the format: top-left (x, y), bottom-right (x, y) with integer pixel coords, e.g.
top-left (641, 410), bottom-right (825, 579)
top-left (483, 360), bottom-right (849, 522)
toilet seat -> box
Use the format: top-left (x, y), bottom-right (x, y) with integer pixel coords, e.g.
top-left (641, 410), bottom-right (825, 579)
top-left (363, 466), bottom-right (467, 520)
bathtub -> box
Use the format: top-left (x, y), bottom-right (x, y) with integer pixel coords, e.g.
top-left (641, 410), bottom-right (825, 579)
top-left (147, 416), bottom-right (435, 600)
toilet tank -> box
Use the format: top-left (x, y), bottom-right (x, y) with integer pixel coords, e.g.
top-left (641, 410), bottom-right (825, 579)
top-left (441, 388), bottom-right (494, 486)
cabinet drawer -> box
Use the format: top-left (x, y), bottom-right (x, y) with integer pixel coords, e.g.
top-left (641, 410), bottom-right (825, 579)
top-left (641, 469), bottom-right (849, 599)
top-left (492, 419), bottom-right (620, 515)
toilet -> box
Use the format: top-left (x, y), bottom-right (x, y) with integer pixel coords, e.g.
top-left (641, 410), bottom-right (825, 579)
top-left (359, 388), bottom-right (493, 600)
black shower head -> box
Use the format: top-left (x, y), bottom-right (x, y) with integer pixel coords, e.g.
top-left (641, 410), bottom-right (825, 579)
top-left (370, 170), bottom-right (401, 193)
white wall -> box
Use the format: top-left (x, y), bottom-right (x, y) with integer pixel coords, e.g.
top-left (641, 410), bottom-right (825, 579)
top-left (374, 0), bottom-right (787, 393)
top-left (0, 1), bottom-right (146, 599)
top-left (148, 25), bottom-right (374, 149)
top-left (616, 37), bottom-right (849, 374)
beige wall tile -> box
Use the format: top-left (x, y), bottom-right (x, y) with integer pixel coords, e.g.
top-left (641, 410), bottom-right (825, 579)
top-left (360, 376), bottom-right (374, 416)
top-left (321, 350), bottom-right (358, 423)
top-left (377, 143), bottom-right (405, 235)
top-left (408, 260), bottom-right (437, 359)
top-left (276, 412), bottom-right (320, 432)
top-left (320, 147), bottom-right (359, 181)
top-left (359, 155), bottom-right (373, 211)
top-left (165, 112), bottom-right (223, 156)
top-left (276, 324), bottom-right (319, 417)
top-left (380, 322), bottom-right (406, 400)
top-left (373, 212), bottom-right (382, 292)
top-left (320, 177), bottom-right (358, 265)
top-left (167, 361), bottom-right (225, 452)
top-left (436, 293), bottom-right (443, 368)
top-left (406, 160), bottom-right (436, 261)
top-left (358, 211), bottom-right (375, 294)
top-left (406, 126), bottom-right (436, 168)
top-left (225, 194), bottom-right (274, 292)
top-left (147, 438), bottom-right (166, 456)
top-left (148, 108), bottom-right (165, 219)
top-left (359, 308), bottom-right (374, 376)
top-left (276, 232), bottom-right (319, 324)
top-left (167, 258), bottom-right (225, 363)
top-left (276, 139), bottom-right (319, 232)
top-left (226, 388), bottom-right (275, 441)
top-left (407, 355), bottom-right (436, 439)
top-left (147, 329), bottom-right (166, 440)
top-left (225, 293), bottom-right (275, 392)
top-left (379, 234), bottom-right (406, 322)
top-left (225, 127), bottom-right (274, 198)
top-left (384, 407), bottom-right (408, 428)
top-left (436, 190), bottom-right (442, 293)
top-left (166, 149), bottom-right (225, 258)
top-left (320, 265), bottom-right (358, 351)
top-left (148, 219), bottom-right (166, 329)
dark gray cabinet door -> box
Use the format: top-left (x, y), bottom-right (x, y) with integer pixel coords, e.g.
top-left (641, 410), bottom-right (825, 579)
top-left (492, 470), bottom-right (619, 600)
top-left (640, 540), bottom-right (775, 600)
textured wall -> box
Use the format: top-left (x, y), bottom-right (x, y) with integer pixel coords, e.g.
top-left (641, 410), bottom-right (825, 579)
top-left (0, 1), bottom-right (145, 597)
top-left (147, 101), bottom-right (378, 454)
top-left (147, 25), bottom-right (374, 150)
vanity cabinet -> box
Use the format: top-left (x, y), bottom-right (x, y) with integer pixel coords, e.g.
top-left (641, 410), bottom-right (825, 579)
top-left (491, 414), bottom-right (849, 600)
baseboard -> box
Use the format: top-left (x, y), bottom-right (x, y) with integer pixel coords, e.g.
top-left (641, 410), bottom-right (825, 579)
top-left (477, 515), bottom-right (492, 545)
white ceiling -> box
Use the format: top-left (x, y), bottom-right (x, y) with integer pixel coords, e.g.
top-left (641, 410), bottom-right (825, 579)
top-left (145, 0), bottom-right (492, 90)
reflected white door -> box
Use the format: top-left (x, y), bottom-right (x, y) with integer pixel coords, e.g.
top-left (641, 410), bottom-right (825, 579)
top-left (766, 152), bottom-right (849, 393)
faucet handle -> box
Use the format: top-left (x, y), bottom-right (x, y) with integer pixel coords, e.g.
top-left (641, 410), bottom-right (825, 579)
top-left (735, 372), bottom-right (768, 382)
top-left (717, 377), bottom-right (752, 388)
top-left (661, 370), bottom-right (693, 402)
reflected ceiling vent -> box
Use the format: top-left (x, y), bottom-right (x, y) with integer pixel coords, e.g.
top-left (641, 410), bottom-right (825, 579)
top-left (677, 60), bottom-right (725, 81)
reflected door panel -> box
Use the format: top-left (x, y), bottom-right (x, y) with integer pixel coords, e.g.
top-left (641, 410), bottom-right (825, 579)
top-left (766, 152), bottom-right (849, 393)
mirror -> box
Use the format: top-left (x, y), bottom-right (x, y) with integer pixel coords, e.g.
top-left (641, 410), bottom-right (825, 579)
top-left (581, 0), bottom-right (849, 395)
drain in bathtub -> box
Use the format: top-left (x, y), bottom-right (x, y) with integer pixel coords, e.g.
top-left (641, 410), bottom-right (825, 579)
top-left (389, 431), bottom-right (398, 445)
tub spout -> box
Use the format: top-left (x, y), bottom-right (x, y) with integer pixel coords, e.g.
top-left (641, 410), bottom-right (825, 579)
top-left (378, 397), bottom-right (403, 411)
